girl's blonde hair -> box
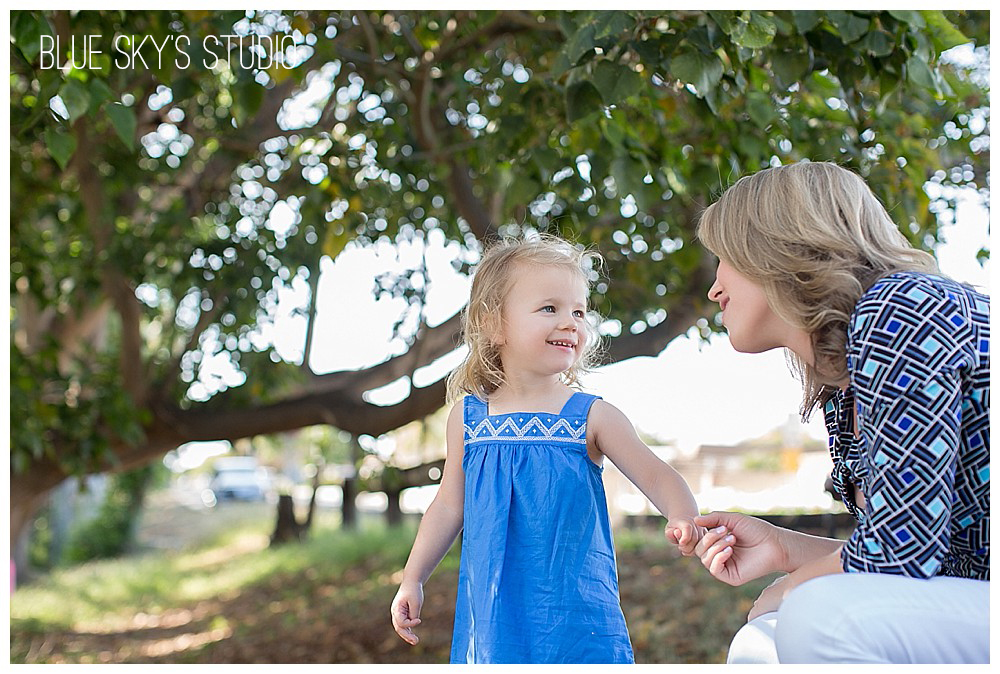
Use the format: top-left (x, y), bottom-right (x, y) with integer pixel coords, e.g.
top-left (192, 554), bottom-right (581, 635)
top-left (697, 161), bottom-right (938, 419)
top-left (446, 234), bottom-right (604, 404)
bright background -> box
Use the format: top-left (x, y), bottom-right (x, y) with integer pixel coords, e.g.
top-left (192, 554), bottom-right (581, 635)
top-left (245, 190), bottom-right (990, 454)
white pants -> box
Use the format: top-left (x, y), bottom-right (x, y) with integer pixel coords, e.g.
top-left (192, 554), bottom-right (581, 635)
top-left (727, 573), bottom-right (989, 664)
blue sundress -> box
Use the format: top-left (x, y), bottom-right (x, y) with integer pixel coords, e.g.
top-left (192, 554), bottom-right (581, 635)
top-left (449, 392), bottom-right (634, 664)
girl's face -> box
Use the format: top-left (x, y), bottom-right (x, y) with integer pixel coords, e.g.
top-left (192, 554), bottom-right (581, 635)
top-left (495, 264), bottom-right (589, 380)
top-left (707, 259), bottom-right (792, 354)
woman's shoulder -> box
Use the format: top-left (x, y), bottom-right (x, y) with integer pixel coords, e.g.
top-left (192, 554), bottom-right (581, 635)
top-left (859, 271), bottom-right (987, 308)
top-left (851, 271), bottom-right (987, 330)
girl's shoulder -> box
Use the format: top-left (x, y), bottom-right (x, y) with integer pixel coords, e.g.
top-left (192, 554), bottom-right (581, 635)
top-left (585, 398), bottom-right (632, 433)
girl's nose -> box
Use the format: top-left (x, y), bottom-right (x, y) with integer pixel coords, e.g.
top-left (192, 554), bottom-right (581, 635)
top-left (559, 312), bottom-right (578, 329)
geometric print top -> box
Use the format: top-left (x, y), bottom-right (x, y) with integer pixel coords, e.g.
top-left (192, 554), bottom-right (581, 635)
top-left (824, 271), bottom-right (989, 580)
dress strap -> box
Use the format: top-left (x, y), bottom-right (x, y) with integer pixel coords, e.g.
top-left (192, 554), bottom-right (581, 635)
top-left (559, 391), bottom-right (602, 418)
top-left (464, 394), bottom-right (488, 426)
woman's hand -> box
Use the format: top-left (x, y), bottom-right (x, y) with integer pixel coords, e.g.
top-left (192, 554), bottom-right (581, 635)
top-left (693, 511), bottom-right (786, 586)
top-left (390, 581), bottom-right (424, 645)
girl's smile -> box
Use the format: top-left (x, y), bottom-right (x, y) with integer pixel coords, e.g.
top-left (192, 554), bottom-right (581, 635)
top-left (496, 264), bottom-right (589, 381)
top-left (547, 339), bottom-right (577, 350)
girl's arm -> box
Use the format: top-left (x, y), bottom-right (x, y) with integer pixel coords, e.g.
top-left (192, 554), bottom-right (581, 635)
top-left (399, 403), bottom-right (465, 582)
top-left (391, 403), bottom-right (465, 644)
top-left (589, 400), bottom-right (700, 538)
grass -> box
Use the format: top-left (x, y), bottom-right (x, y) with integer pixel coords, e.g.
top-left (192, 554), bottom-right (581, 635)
top-left (11, 501), bottom-right (773, 664)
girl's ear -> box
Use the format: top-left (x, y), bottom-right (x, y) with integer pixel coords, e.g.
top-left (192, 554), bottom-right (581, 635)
top-left (484, 311), bottom-right (506, 347)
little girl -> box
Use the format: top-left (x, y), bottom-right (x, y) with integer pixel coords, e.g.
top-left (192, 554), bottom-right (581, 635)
top-left (389, 234), bottom-right (703, 663)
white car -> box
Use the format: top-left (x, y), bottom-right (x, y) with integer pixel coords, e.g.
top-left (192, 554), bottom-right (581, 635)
top-left (207, 456), bottom-right (270, 502)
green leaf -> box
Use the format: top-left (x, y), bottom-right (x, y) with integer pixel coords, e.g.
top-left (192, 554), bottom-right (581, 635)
top-left (791, 10), bottom-right (823, 33)
top-left (746, 90), bottom-right (776, 128)
top-left (601, 116), bottom-right (626, 147)
top-left (58, 78), bottom-right (91, 123)
top-left (232, 77), bottom-right (264, 127)
top-left (887, 10), bottom-right (925, 28)
top-left (44, 127), bottom-right (77, 170)
top-left (708, 11), bottom-right (738, 34)
top-left (592, 11), bottom-right (635, 40)
top-left (610, 155), bottom-right (640, 197)
top-left (771, 49), bottom-right (811, 89)
top-left (12, 11), bottom-right (51, 62)
top-left (827, 11), bottom-right (870, 44)
top-left (563, 22), bottom-right (598, 66)
top-left (668, 49), bottom-right (723, 96)
top-left (860, 29), bottom-right (895, 57)
top-left (920, 11), bottom-right (969, 51)
top-left (565, 80), bottom-right (604, 123)
top-left (731, 12), bottom-right (777, 49)
top-left (533, 147), bottom-right (561, 183)
top-left (105, 103), bottom-right (137, 150)
top-left (906, 54), bottom-right (936, 90)
top-left (592, 61), bottom-right (645, 105)
top-left (88, 78), bottom-right (114, 112)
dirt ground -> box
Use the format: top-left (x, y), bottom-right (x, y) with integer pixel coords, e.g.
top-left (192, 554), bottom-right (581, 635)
top-left (12, 492), bottom-right (763, 664)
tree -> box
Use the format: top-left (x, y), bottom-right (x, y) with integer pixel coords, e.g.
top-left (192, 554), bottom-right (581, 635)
top-left (9, 10), bottom-right (989, 552)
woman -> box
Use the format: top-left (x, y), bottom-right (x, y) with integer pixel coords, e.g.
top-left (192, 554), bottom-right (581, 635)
top-left (691, 162), bottom-right (989, 663)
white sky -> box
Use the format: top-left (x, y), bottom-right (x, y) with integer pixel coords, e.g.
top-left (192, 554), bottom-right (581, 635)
top-left (257, 190), bottom-right (990, 453)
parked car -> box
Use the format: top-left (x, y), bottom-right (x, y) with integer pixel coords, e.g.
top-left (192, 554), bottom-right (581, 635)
top-left (207, 456), bottom-right (270, 502)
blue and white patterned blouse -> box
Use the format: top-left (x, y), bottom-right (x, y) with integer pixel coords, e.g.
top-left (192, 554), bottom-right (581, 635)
top-left (824, 271), bottom-right (989, 580)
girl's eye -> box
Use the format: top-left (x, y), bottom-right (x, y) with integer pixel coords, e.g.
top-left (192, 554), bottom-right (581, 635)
top-left (540, 305), bottom-right (555, 313)
top-left (573, 310), bottom-right (585, 318)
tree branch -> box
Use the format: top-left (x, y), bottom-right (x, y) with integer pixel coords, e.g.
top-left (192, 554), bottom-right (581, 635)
top-left (306, 311), bottom-right (463, 393)
top-left (72, 120), bottom-right (146, 404)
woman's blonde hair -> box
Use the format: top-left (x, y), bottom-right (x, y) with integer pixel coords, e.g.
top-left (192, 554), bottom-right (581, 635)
top-left (697, 161), bottom-right (938, 419)
top-left (446, 234), bottom-right (604, 404)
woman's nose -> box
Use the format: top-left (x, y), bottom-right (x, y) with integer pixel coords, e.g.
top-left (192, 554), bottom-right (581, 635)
top-left (708, 280), bottom-right (723, 302)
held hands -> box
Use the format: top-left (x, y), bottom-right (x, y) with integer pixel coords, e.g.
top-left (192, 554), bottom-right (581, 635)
top-left (664, 517), bottom-right (706, 556)
top-left (390, 580), bottom-right (424, 646)
top-left (690, 511), bottom-right (785, 587)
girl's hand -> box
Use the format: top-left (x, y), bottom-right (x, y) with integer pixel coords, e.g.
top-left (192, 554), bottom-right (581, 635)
top-left (747, 574), bottom-right (790, 621)
top-left (390, 581), bottom-right (424, 645)
top-left (665, 517), bottom-right (706, 556)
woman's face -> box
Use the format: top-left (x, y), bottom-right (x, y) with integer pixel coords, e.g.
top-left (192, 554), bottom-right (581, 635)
top-left (707, 259), bottom-right (794, 354)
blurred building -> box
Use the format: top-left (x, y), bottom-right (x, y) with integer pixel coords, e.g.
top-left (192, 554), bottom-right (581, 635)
top-left (603, 415), bottom-right (840, 522)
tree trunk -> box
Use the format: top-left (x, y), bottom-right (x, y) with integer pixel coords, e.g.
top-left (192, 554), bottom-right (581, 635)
top-left (270, 494), bottom-right (303, 545)
top-left (386, 487), bottom-right (403, 527)
top-left (341, 478), bottom-right (358, 530)
top-left (270, 473), bottom-right (320, 546)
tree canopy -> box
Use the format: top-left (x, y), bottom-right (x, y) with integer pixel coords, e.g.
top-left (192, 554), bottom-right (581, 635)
top-left (9, 10), bottom-right (990, 544)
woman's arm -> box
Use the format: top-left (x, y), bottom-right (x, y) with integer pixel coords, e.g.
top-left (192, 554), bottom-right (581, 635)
top-left (694, 512), bottom-right (843, 585)
top-left (843, 275), bottom-right (974, 578)
top-left (746, 547), bottom-right (844, 620)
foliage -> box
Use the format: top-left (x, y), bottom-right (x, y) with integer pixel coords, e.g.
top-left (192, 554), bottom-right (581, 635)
top-left (9, 10), bottom-right (990, 524)
top-left (62, 464), bottom-right (157, 563)
top-left (27, 504), bottom-right (55, 570)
